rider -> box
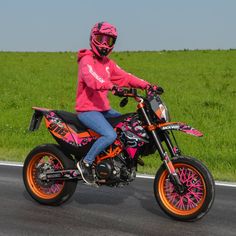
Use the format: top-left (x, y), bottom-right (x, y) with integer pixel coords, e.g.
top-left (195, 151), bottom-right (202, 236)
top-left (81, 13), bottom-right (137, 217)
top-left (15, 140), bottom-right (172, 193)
top-left (76, 21), bottom-right (162, 184)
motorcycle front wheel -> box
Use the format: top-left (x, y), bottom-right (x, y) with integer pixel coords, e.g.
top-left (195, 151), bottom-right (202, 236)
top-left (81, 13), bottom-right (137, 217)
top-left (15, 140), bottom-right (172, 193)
top-left (154, 156), bottom-right (215, 221)
top-left (23, 144), bottom-right (78, 206)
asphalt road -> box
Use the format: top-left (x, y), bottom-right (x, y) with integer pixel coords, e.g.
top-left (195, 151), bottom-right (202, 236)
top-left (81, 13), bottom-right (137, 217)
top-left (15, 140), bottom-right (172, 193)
top-left (0, 165), bottom-right (235, 236)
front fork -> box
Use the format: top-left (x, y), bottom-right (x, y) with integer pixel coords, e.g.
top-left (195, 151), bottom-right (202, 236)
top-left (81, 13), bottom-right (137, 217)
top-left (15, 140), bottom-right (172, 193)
top-left (138, 105), bottom-right (184, 193)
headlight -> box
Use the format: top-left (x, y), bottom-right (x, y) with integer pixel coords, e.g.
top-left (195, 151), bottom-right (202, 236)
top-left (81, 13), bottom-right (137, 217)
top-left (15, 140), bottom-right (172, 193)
top-left (149, 96), bottom-right (171, 122)
top-left (156, 104), bottom-right (170, 122)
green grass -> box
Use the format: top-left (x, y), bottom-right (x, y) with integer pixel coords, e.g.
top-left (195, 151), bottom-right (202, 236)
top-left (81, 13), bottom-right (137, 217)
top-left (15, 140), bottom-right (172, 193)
top-left (1, 50), bottom-right (236, 181)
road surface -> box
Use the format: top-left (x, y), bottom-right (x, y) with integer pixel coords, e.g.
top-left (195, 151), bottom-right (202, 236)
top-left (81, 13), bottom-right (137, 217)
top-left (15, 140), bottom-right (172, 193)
top-left (0, 164), bottom-right (235, 236)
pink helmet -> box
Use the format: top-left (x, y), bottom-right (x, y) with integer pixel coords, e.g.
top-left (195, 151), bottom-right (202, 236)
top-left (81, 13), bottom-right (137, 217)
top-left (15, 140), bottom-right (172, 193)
top-left (90, 22), bottom-right (118, 57)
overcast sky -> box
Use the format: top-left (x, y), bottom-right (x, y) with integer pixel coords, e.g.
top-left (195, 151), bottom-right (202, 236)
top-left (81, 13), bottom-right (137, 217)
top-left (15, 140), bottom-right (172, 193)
top-left (0, 0), bottom-right (235, 51)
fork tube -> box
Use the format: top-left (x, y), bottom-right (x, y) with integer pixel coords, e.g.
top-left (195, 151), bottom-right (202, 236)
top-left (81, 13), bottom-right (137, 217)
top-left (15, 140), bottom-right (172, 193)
top-left (138, 105), bottom-right (166, 160)
top-left (138, 102), bottom-right (183, 190)
top-left (163, 132), bottom-right (176, 157)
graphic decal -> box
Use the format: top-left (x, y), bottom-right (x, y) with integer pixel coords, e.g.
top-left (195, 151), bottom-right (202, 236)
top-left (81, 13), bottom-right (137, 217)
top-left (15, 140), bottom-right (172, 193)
top-left (44, 111), bottom-right (97, 147)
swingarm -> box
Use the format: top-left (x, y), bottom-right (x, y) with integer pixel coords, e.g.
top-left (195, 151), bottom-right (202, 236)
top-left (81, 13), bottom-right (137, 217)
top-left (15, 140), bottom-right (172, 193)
top-left (40, 169), bottom-right (82, 181)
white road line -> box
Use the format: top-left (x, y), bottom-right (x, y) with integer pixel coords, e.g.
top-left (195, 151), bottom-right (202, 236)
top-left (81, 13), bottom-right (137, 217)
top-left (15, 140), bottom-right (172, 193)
top-left (136, 174), bottom-right (154, 179)
top-left (1, 161), bottom-right (236, 188)
top-left (137, 174), bottom-right (236, 188)
top-left (0, 161), bottom-right (23, 167)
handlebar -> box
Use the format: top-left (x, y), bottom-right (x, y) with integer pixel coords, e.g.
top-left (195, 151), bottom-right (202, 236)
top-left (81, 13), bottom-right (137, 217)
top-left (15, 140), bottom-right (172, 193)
top-left (122, 88), bottom-right (138, 97)
top-left (113, 87), bottom-right (164, 108)
top-left (113, 88), bottom-right (144, 106)
top-left (113, 86), bottom-right (163, 104)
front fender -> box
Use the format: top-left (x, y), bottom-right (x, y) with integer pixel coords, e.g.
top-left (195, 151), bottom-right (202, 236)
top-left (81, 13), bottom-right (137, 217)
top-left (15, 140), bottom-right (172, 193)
top-left (158, 122), bottom-right (203, 137)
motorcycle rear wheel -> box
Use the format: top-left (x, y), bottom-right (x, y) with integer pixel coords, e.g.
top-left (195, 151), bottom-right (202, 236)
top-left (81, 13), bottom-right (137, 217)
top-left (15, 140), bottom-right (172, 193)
top-left (23, 144), bottom-right (77, 206)
top-left (154, 156), bottom-right (215, 221)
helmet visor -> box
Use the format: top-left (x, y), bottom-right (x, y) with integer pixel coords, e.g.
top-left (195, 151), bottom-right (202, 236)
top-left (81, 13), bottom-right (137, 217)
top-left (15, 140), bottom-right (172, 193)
top-left (94, 34), bottom-right (116, 47)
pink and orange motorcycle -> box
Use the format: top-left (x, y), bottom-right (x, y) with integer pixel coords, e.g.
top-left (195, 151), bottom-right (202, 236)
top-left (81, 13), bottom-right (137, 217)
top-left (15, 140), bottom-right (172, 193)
top-left (23, 88), bottom-right (215, 221)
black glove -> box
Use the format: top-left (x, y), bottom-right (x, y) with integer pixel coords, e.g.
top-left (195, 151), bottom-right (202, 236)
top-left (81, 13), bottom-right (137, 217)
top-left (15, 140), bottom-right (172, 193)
top-left (111, 86), bottom-right (125, 97)
top-left (146, 84), bottom-right (164, 96)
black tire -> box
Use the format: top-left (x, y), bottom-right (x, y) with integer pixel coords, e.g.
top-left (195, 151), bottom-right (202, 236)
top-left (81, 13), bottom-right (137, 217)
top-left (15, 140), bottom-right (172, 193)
top-left (23, 144), bottom-right (78, 206)
top-left (153, 156), bottom-right (215, 221)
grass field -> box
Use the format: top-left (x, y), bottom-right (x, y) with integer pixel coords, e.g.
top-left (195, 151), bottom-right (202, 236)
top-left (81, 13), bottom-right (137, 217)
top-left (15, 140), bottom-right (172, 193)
top-left (0, 50), bottom-right (235, 181)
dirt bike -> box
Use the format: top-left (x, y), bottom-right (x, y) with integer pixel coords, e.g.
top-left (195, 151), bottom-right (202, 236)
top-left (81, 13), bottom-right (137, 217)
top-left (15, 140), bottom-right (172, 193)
top-left (23, 88), bottom-right (215, 221)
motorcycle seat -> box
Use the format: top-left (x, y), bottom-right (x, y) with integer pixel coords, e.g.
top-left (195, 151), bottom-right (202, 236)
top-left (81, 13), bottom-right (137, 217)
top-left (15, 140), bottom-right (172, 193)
top-left (53, 110), bottom-right (136, 131)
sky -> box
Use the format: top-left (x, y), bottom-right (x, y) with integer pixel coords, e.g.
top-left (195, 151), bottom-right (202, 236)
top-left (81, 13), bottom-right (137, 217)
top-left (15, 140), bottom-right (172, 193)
top-left (0, 0), bottom-right (235, 52)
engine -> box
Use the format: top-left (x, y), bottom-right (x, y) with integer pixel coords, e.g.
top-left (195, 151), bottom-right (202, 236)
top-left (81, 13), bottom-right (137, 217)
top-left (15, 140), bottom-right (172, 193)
top-left (94, 115), bottom-right (147, 186)
top-left (95, 153), bottom-right (136, 185)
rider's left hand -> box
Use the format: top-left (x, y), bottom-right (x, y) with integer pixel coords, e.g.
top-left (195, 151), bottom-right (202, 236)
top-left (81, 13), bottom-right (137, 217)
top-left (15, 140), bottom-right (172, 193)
top-left (146, 84), bottom-right (164, 96)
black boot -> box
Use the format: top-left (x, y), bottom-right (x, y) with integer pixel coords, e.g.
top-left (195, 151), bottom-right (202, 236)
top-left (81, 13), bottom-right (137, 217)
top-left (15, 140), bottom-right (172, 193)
top-left (77, 160), bottom-right (95, 185)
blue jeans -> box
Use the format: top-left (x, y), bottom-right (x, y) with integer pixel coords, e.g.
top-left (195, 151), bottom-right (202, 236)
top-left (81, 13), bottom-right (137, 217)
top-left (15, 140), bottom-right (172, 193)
top-left (77, 109), bottom-right (121, 164)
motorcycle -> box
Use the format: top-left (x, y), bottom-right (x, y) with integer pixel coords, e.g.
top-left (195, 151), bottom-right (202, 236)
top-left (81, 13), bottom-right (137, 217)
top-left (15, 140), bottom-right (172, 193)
top-left (23, 88), bottom-right (215, 221)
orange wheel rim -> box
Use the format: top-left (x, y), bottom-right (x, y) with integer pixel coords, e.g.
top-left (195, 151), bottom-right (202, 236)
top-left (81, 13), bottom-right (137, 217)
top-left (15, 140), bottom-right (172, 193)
top-left (158, 163), bottom-right (206, 216)
top-left (26, 152), bottom-right (65, 200)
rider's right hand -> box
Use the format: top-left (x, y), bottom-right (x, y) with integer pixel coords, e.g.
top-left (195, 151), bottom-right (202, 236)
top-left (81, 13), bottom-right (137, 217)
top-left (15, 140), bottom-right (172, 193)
top-left (111, 86), bottom-right (125, 97)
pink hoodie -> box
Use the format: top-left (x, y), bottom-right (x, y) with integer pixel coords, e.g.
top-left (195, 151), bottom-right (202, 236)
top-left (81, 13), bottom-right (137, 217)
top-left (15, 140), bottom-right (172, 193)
top-left (75, 49), bottom-right (150, 112)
